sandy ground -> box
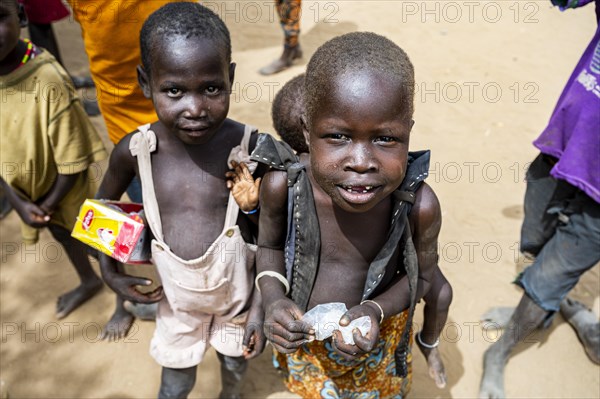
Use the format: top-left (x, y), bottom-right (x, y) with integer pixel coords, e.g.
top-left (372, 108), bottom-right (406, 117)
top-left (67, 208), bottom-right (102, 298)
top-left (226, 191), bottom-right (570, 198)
top-left (1, 1), bottom-right (599, 398)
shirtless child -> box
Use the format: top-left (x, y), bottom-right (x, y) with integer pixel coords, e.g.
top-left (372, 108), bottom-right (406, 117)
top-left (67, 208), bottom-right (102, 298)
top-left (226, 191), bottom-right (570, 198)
top-left (252, 32), bottom-right (443, 398)
top-left (95, 3), bottom-right (265, 398)
top-left (229, 71), bottom-right (453, 389)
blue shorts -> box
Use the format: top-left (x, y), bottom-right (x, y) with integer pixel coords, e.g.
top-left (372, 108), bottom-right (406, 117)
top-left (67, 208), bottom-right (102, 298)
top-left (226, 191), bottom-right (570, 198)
top-left (516, 155), bottom-right (600, 312)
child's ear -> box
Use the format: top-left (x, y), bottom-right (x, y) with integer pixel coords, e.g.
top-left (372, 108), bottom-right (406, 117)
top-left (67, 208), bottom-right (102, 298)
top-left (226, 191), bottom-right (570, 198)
top-left (228, 62), bottom-right (236, 86)
top-left (137, 65), bottom-right (152, 99)
top-left (301, 113), bottom-right (310, 147)
top-left (18, 4), bottom-right (28, 28)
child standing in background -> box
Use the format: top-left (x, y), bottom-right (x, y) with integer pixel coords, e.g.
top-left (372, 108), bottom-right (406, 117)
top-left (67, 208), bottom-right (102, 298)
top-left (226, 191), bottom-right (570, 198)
top-left (0, 0), bottom-right (106, 319)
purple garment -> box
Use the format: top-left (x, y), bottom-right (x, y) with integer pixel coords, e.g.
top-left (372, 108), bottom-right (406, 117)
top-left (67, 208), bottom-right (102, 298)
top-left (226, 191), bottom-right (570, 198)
top-left (534, 0), bottom-right (600, 204)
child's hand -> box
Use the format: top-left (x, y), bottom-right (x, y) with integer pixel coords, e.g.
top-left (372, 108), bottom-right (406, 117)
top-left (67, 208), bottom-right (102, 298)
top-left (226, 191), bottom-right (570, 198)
top-left (243, 314), bottom-right (267, 359)
top-left (226, 161), bottom-right (261, 213)
top-left (15, 200), bottom-right (51, 228)
top-left (103, 266), bottom-right (164, 304)
top-left (331, 304), bottom-right (381, 361)
top-left (264, 297), bottom-right (314, 354)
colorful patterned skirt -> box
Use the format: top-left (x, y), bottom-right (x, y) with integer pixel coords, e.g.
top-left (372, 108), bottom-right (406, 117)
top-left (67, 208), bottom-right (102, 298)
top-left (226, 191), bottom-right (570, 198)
top-left (273, 311), bottom-right (413, 399)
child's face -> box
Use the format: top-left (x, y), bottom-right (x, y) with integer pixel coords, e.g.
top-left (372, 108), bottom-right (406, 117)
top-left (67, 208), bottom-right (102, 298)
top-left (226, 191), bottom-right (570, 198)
top-left (139, 36), bottom-right (234, 145)
top-left (306, 69), bottom-right (412, 213)
top-left (0, 1), bottom-right (23, 63)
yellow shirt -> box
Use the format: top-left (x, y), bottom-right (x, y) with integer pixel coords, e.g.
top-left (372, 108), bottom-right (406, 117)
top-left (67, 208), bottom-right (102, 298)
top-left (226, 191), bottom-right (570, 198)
top-left (0, 50), bottom-right (108, 244)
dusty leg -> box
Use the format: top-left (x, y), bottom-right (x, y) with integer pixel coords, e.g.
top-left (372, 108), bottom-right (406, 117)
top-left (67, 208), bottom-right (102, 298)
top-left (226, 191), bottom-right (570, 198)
top-left (48, 225), bottom-right (103, 319)
top-left (479, 294), bottom-right (548, 399)
top-left (480, 307), bottom-right (515, 330)
top-left (216, 352), bottom-right (248, 399)
top-left (560, 297), bottom-right (600, 364)
top-left (417, 268), bottom-right (452, 388)
top-left (158, 366), bottom-right (197, 399)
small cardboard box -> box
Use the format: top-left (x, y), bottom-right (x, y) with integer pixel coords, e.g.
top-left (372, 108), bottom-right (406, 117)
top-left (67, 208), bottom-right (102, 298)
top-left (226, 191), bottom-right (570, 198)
top-left (72, 199), bottom-right (151, 264)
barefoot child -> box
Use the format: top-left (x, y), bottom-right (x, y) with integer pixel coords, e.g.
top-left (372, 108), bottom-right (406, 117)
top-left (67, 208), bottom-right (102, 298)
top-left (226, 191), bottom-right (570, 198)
top-left (253, 32), bottom-right (443, 398)
top-left (229, 71), bottom-right (453, 390)
top-left (0, 0), bottom-right (106, 319)
top-left (95, 3), bottom-right (265, 398)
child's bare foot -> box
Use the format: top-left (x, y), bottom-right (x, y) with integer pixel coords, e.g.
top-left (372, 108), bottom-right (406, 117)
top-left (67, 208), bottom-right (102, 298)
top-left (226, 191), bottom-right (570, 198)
top-left (56, 278), bottom-right (103, 319)
top-left (416, 331), bottom-right (447, 388)
top-left (259, 45), bottom-right (303, 75)
top-left (101, 306), bottom-right (134, 341)
top-left (560, 297), bottom-right (600, 364)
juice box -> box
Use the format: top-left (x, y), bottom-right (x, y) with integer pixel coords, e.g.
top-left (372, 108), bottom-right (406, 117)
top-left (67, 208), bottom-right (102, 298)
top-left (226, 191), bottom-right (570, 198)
top-left (72, 199), bottom-right (151, 264)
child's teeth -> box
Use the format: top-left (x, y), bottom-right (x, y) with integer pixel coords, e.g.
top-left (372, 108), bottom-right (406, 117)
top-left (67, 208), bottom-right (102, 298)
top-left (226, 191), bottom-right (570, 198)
top-left (362, 190), bottom-right (368, 193)
top-left (366, 186), bottom-right (373, 190)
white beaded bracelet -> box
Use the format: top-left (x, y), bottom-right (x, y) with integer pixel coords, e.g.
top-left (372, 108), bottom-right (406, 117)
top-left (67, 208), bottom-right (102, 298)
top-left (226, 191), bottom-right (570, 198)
top-left (255, 271), bottom-right (290, 296)
top-left (360, 299), bottom-right (384, 324)
top-left (416, 330), bottom-right (440, 349)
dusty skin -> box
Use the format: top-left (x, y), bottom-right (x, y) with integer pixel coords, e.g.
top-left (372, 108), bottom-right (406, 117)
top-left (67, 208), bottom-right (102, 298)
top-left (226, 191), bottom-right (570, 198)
top-left (1, 2), bottom-right (599, 398)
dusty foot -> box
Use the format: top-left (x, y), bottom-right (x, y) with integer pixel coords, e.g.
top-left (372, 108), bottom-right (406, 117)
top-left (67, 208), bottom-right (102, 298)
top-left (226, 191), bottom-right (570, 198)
top-left (259, 45), bottom-right (303, 75)
top-left (101, 306), bottom-right (135, 341)
top-left (416, 333), bottom-right (447, 388)
top-left (123, 300), bottom-right (157, 321)
top-left (479, 345), bottom-right (506, 399)
top-left (560, 297), bottom-right (600, 364)
top-left (481, 307), bottom-right (515, 330)
top-left (56, 278), bottom-right (103, 319)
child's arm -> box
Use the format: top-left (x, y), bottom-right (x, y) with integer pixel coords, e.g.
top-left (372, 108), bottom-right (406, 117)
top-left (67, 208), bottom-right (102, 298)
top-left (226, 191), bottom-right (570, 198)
top-left (257, 168), bottom-right (314, 353)
top-left (334, 183), bottom-right (442, 360)
top-left (0, 176), bottom-right (50, 227)
top-left (95, 137), bottom-right (163, 304)
top-left (242, 288), bottom-right (266, 359)
top-left (36, 173), bottom-right (81, 214)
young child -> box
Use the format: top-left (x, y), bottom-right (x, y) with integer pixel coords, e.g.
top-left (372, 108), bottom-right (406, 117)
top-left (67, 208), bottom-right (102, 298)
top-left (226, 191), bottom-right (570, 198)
top-left (95, 3), bottom-right (265, 398)
top-left (0, 0), bottom-right (106, 319)
top-left (252, 32), bottom-right (443, 398)
top-left (231, 71), bottom-right (453, 389)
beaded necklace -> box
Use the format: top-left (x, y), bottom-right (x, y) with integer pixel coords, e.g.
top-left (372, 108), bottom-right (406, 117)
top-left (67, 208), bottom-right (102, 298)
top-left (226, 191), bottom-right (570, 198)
top-left (20, 39), bottom-right (36, 66)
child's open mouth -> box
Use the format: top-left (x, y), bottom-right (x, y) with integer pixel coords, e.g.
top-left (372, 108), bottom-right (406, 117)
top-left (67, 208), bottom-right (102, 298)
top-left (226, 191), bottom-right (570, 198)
top-left (337, 184), bottom-right (381, 204)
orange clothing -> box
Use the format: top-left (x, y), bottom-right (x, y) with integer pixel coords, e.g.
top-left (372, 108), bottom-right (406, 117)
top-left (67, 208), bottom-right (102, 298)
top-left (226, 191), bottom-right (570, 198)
top-left (67, 1), bottom-right (181, 144)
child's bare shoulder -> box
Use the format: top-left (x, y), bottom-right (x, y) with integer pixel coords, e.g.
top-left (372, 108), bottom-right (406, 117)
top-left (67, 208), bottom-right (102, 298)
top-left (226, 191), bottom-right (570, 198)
top-left (107, 130), bottom-right (139, 168)
top-left (410, 182), bottom-right (442, 240)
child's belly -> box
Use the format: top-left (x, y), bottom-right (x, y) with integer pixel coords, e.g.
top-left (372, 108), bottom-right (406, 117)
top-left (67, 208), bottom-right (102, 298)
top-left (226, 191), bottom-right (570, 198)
top-left (307, 259), bottom-right (369, 310)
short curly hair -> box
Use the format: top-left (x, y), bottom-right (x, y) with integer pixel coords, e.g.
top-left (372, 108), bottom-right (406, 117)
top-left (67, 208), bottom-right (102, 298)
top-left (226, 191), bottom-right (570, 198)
top-left (140, 2), bottom-right (231, 75)
top-left (272, 74), bottom-right (309, 154)
top-left (305, 32), bottom-right (415, 125)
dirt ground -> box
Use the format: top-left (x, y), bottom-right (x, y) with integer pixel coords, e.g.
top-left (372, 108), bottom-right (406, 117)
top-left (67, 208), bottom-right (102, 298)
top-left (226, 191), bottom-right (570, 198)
top-left (1, 1), bottom-right (599, 398)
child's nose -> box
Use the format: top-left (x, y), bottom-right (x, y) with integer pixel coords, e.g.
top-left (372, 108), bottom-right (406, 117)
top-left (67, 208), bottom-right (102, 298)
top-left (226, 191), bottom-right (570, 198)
top-left (343, 144), bottom-right (377, 173)
top-left (183, 95), bottom-right (208, 118)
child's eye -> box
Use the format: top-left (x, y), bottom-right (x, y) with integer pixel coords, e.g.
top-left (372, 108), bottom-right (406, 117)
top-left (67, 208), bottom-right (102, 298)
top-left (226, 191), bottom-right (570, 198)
top-left (375, 136), bottom-right (399, 144)
top-left (167, 88), bottom-right (182, 98)
top-left (325, 133), bottom-right (349, 141)
top-left (205, 86), bottom-right (220, 95)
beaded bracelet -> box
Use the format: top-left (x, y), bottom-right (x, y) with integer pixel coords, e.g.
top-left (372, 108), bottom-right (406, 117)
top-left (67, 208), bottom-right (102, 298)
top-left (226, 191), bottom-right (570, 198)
top-left (241, 204), bottom-right (259, 215)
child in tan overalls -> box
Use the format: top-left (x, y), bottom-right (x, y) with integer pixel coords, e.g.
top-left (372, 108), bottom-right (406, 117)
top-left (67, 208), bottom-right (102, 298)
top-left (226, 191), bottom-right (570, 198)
top-left (95, 3), bottom-right (265, 398)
